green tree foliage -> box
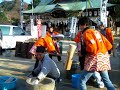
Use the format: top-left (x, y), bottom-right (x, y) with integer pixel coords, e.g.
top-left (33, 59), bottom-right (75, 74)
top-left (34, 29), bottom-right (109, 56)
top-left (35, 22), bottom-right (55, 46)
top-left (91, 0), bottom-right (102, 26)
top-left (0, 0), bottom-right (28, 24)
top-left (0, 12), bottom-right (8, 24)
top-left (33, 0), bottom-right (40, 8)
top-left (11, 17), bottom-right (19, 25)
top-left (0, 1), bottom-right (15, 11)
top-left (27, 0), bottom-right (40, 10)
top-left (27, 4), bottom-right (32, 10)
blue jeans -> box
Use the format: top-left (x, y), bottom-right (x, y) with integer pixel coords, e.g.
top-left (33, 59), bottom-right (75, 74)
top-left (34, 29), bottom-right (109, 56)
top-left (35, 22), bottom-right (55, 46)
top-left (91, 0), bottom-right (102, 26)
top-left (93, 71), bottom-right (104, 87)
top-left (80, 70), bottom-right (116, 90)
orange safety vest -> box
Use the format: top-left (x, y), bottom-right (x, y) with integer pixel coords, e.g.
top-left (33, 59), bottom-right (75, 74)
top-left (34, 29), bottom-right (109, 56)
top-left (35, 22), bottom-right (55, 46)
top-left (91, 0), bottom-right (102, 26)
top-left (83, 29), bottom-right (112, 55)
top-left (34, 36), bottom-right (56, 53)
top-left (105, 28), bottom-right (114, 44)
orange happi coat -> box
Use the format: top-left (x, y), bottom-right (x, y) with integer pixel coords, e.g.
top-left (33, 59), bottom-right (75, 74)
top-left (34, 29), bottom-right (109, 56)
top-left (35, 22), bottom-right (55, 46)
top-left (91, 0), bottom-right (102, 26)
top-left (82, 29), bottom-right (112, 71)
top-left (105, 28), bottom-right (114, 44)
top-left (83, 29), bottom-right (112, 55)
top-left (74, 31), bottom-right (82, 51)
top-left (35, 36), bottom-right (55, 53)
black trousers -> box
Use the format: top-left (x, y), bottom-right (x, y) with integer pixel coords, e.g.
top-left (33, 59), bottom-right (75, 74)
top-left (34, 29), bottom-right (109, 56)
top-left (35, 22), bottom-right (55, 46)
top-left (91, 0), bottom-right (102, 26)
top-left (79, 56), bottom-right (85, 70)
top-left (0, 47), bottom-right (2, 55)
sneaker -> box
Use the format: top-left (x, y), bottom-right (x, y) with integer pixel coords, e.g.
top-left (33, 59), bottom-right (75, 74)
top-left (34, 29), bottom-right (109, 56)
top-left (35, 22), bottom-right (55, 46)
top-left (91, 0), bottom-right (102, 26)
top-left (98, 82), bottom-right (104, 88)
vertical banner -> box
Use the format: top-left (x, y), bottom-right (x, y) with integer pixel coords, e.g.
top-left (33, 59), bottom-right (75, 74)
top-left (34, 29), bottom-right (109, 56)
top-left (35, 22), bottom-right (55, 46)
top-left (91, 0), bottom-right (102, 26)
top-left (37, 19), bottom-right (42, 38)
top-left (68, 17), bottom-right (77, 39)
top-left (31, 17), bottom-right (34, 36)
top-left (70, 17), bottom-right (77, 34)
top-left (100, 0), bottom-right (108, 27)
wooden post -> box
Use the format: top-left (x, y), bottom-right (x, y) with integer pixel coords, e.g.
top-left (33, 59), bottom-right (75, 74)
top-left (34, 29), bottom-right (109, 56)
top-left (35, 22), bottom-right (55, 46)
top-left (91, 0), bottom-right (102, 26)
top-left (65, 44), bottom-right (76, 70)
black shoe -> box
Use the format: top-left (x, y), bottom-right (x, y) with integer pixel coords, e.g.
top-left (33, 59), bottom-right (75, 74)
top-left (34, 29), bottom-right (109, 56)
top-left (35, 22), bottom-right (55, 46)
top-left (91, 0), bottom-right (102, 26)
top-left (56, 78), bottom-right (62, 83)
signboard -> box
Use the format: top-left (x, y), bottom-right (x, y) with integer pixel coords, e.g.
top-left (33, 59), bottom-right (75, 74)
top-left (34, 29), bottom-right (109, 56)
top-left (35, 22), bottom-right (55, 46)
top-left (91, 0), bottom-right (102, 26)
top-left (68, 17), bottom-right (77, 39)
top-left (68, 17), bottom-right (77, 34)
top-left (100, 0), bottom-right (108, 27)
top-left (31, 18), bottom-right (34, 37)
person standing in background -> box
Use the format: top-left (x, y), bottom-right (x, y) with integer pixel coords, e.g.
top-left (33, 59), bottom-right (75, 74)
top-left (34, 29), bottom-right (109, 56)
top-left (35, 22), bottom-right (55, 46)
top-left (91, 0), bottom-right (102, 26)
top-left (0, 29), bottom-right (3, 55)
top-left (46, 25), bottom-right (62, 62)
top-left (98, 22), bottom-right (114, 54)
top-left (46, 25), bottom-right (59, 37)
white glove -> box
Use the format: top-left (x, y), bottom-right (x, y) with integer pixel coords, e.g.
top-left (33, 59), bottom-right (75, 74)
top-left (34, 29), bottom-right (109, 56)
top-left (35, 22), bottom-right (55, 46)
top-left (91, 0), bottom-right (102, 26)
top-left (26, 78), bottom-right (32, 83)
top-left (32, 79), bottom-right (39, 85)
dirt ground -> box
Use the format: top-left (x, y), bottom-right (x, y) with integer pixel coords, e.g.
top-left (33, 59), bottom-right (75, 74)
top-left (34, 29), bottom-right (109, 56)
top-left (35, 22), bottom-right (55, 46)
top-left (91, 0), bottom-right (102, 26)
top-left (0, 50), bottom-right (120, 90)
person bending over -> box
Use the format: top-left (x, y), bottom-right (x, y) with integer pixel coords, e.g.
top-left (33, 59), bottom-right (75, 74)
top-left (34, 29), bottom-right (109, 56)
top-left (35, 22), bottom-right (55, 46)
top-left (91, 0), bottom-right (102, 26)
top-left (28, 46), bottom-right (60, 85)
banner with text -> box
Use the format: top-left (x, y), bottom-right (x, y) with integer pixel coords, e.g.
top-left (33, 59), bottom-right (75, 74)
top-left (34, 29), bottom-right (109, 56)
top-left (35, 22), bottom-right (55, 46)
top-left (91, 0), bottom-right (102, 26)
top-left (37, 19), bottom-right (42, 38)
top-left (100, 0), bottom-right (108, 27)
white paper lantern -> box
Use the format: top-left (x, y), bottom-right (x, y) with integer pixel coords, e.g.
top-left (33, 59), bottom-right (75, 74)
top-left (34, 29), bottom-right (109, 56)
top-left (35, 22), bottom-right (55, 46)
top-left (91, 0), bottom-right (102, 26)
top-left (98, 10), bottom-right (100, 16)
top-left (94, 11), bottom-right (97, 16)
top-left (81, 12), bottom-right (85, 17)
top-left (89, 11), bottom-right (92, 16)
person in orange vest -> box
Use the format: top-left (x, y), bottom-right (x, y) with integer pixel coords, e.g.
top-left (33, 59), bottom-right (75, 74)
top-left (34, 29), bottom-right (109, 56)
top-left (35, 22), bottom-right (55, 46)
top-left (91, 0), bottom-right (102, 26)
top-left (77, 17), bottom-right (115, 90)
top-left (46, 25), bottom-right (62, 62)
top-left (46, 25), bottom-right (59, 37)
top-left (34, 35), bottom-right (56, 54)
top-left (74, 29), bottom-right (105, 88)
top-left (98, 22), bottom-right (114, 54)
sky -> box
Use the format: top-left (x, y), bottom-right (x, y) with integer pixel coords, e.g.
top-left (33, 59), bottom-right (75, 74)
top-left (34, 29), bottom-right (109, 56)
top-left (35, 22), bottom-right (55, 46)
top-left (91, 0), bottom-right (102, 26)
top-left (23, 0), bottom-right (32, 4)
top-left (0, 0), bottom-right (32, 4)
